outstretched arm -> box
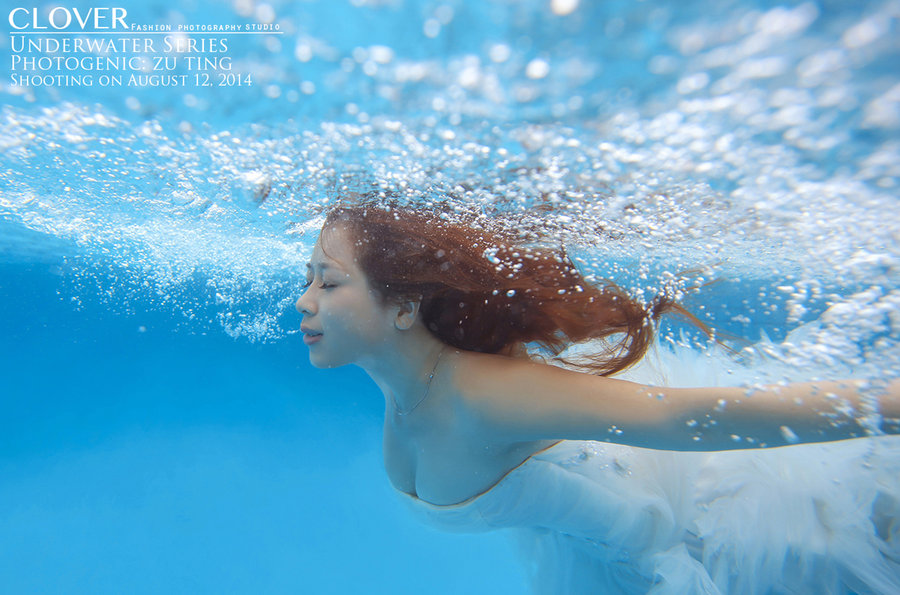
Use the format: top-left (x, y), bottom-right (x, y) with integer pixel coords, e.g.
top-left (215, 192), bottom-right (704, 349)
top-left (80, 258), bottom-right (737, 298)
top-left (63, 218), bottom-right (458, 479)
top-left (459, 353), bottom-right (900, 451)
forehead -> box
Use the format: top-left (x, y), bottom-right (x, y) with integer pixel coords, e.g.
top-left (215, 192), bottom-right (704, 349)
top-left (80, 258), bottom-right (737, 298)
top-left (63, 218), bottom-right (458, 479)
top-left (309, 223), bottom-right (357, 269)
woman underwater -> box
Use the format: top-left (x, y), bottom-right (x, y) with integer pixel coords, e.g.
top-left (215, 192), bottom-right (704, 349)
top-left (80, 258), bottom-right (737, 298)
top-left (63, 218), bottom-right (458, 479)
top-left (296, 202), bottom-right (900, 594)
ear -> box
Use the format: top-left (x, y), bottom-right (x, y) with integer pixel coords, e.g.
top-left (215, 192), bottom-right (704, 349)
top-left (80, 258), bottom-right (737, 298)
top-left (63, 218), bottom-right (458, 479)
top-left (394, 298), bottom-right (421, 331)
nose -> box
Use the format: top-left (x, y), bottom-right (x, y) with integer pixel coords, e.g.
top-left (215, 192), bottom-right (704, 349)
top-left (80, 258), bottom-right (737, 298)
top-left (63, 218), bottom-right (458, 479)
top-left (296, 287), bottom-right (315, 315)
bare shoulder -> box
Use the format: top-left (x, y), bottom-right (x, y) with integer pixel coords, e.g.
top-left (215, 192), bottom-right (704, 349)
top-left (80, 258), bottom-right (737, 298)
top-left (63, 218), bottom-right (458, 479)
top-left (449, 350), bottom-right (567, 399)
top-left (451, 349), bottom-right (628, 397)
top-left (444, 350), bottom-right (554, 440)
top-left (444, 349), bottom-right (678, 445)
top-left (448, 350), bottom-right (622, 420)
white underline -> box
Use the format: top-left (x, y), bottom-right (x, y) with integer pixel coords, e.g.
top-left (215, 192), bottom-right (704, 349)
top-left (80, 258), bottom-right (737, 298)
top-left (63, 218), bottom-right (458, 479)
top-left (8, 31), bottom-right (283, 35)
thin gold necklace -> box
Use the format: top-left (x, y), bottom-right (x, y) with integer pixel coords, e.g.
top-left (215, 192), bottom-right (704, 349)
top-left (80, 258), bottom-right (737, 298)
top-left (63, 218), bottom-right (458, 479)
top-left (393, 346), bottom-right (446, 416)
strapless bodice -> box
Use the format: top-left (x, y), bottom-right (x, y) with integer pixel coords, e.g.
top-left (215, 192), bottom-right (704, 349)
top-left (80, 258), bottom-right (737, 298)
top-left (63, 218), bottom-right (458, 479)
top-left (395, 437), bottom-right (900, 594)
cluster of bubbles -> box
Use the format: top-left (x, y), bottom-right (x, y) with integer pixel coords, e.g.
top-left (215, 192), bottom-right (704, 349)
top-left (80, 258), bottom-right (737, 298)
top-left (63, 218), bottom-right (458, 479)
top-left (0, 1), bottom-right (898, 393)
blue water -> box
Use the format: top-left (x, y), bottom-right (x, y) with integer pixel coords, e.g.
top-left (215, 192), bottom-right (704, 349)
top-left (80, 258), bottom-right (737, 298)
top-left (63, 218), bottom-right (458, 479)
top-left (2, 0), bottom-right (899, 592)
top-left (0, 262), bottom-right (527, 592)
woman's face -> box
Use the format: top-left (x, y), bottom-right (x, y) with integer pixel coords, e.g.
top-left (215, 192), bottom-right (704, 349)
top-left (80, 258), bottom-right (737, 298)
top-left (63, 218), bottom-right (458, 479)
top-left (295, 224), bottom-right (397, 368)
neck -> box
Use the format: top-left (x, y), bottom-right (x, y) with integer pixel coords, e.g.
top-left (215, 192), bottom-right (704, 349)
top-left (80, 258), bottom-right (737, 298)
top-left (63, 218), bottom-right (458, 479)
top-left (356, 324), bottom-right (448, 412)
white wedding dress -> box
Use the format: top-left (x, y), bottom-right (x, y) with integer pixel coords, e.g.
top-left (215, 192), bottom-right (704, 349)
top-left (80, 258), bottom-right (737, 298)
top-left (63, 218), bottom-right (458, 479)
top-left (398, 326), bottom-right (900, 594)
top-left (399, 436), bottom-right (900, 594)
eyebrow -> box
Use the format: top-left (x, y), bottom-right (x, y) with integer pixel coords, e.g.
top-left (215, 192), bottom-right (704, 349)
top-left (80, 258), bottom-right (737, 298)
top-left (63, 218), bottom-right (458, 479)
top-left (305, 262), bottom-right (345, 273)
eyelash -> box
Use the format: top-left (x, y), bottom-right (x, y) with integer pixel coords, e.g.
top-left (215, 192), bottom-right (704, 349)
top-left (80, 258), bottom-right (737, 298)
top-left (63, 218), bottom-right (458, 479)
top-left (301, 279), bottom-right (336, 290)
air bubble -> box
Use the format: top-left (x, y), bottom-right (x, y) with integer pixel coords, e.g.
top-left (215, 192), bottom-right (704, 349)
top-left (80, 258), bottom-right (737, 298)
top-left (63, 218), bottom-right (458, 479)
top-left (526, 59), bottom-right (550, 80)
top-left (780, 425), bottom-right (800, 444)
top-left (551, 0), bottom-right (579, 16)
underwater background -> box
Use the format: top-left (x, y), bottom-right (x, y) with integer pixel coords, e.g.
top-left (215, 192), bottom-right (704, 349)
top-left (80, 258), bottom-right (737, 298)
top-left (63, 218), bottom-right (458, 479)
top-left (1, 0), bottom-right (899, 592)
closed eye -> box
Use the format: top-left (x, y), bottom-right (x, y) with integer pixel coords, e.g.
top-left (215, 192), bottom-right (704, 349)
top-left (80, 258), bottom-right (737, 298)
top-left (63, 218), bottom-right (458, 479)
top-left (300, 278), bottom-right (336, 290)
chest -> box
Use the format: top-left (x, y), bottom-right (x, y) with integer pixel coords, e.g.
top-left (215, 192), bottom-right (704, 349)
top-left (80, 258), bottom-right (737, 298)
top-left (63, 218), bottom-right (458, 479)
top-left (382, 412), bottom-right (496, 504)
top-left (383, 414), bottom-right (551, 505)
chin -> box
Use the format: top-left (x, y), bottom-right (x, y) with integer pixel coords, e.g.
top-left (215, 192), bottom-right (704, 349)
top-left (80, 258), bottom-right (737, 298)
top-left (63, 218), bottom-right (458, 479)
top-left (308, 350), bottom-right (348, 369)
top-left (308, 353), bottom-right (330, 369)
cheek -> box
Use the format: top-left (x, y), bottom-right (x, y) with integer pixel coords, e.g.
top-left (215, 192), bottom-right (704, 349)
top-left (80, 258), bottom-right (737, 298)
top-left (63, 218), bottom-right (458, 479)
top-left (345, 313), bottom-right (387, 343)
top-left (344, 295), bottom-right (393, 329)
top-left (322, 290), bottom-right (394, 343)
top-left (325, 301), bottom-right (380, 339)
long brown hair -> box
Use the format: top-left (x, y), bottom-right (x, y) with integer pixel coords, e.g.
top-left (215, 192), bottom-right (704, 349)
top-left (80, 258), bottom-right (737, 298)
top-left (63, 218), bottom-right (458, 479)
top-left (323, 201), bottom-right (706, 376)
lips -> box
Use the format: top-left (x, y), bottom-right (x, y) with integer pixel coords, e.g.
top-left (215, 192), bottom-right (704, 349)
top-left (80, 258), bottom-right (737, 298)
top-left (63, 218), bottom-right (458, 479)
top-left (301, 326), bottom-right (323, 345)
